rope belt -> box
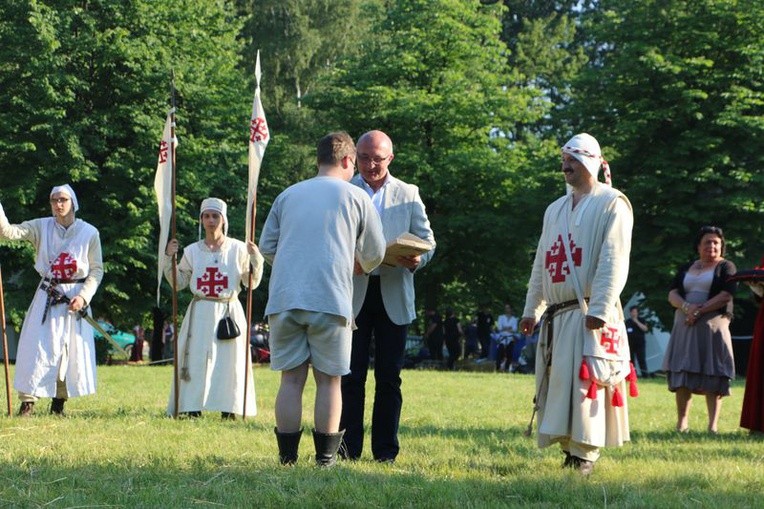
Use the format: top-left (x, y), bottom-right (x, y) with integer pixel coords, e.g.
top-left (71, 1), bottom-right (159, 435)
top-left (529, 297), bottom-right (591, 424)
top-left (180, 294), bottom-right (237, 381)
top-left (540, 298), bottom-right (589, 368)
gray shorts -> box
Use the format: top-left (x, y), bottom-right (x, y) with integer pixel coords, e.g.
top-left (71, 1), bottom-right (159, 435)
top-left (268, 310), bottom-right (351, 376)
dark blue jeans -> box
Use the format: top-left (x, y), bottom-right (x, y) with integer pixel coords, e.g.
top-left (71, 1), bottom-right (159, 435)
top-left (340, 276), bottom-right (408, 461)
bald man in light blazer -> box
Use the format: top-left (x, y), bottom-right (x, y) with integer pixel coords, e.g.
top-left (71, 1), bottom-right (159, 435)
top-left (340, 130), bottom-right (435, 463)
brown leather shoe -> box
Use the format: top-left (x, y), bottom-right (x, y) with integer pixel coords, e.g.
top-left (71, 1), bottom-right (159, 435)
top-left (18, 401), bottom-right (34, 417)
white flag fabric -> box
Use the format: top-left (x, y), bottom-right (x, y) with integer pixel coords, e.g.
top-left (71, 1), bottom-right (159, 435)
top-left (154, 109), bottom-right (175, 305)
top-left (246, 51), bottom-right (270, 243)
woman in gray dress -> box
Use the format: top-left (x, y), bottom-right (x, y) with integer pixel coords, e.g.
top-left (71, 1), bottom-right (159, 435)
top-left (663, 226), bottom-right (737, 434)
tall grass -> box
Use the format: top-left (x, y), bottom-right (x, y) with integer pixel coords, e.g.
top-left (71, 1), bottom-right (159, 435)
top-left (0, 364), bottom-right (762, 508)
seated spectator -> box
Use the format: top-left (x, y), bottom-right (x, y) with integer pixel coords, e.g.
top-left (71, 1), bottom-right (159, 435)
top-left (495, 304), bottom-right (522, 371)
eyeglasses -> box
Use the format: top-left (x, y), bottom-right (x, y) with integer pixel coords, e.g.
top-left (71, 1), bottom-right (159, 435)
top-left (50, 198), bottom-right (70, 204)
top-left (357, 154), bottom-right (391, 165)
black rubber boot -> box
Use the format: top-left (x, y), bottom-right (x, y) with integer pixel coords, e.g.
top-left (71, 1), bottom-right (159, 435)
top-left (50, 398), bottom-right (66, 416)
top-left (274, 427), bottom-right (303, 465)
top-left (18, 401), bottom-right (34, 417)
top-left (312, 429), bottom-right (345, 467)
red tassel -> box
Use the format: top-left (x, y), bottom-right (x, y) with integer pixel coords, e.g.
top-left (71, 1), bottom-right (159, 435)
top-left (586, 381), bottom-right (598, 399)
top-left (629, 378), bottom-right (639, 397)
top-left (611, 386), bottom-right (624, 407)
top-left (628, 362), bottom-right (637, 381)
top-left (579, 359), bottom-right (590, 381)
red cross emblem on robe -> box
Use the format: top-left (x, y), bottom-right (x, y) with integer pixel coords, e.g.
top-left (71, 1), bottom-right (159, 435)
top-left (600, 326), bottom-right (622, 355)
top-left (196, 267), bottom-right (228, 298)
top-left (250, 117), bottom-right (269, 143)
top-left (51, 253), bottom-right (78, 280)
top-left (545, 234), bottom-right (582, 283)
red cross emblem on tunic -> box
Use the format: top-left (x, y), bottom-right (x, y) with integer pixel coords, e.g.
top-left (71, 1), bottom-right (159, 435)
top-left (544, 234), bottom-right (582, 283)
top-left (196, 267), bottom-right (228, 298)
top-left (250, 117), bottom-right (269, 143)
top-left (51, 253), bottom-right (77, 280)
top-left (600, 326), bottom-right (622, 355)
top-left (158, 140), bottom-right (168, 163)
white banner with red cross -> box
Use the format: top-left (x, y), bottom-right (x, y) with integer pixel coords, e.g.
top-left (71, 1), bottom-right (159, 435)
top-left (154, 110), bottom-right (176, 305)
top-left (246, 51), bottom-right (270, 243)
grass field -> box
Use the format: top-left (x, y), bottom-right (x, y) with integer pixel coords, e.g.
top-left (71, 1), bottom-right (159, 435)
top-left (0, 363), bottom-right (762, 508)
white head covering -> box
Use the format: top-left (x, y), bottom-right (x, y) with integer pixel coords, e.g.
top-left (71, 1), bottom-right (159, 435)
top-left (561, 133), bottom-right (612, 186)
top-left (50, 184), bottom-right (79, 212)
top-left (198, 197), bottom-right (228, 238)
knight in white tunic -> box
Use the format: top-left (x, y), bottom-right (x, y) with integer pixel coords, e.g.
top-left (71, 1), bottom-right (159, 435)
top-left (163, 198), bottom-right (263, 418)
top-left (520, 134), bottom-right (634, 475)
top-left (0, 185), bottom-right (103, 416)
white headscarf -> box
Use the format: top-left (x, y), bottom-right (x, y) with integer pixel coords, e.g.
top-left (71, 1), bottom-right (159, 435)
top-left (50, 184), bottom-right (79, 212)
top-left (561, 133), bottom-right (612, 186)
top-left (198, 197), bottom-right (228, 239)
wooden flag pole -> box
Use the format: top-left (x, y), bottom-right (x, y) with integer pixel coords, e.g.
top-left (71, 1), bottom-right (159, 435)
top-left (170, 72), bottom-right (180, 419)
top-left (243, 202), bottom-right (256, 420)
top-left (243, 52), bottom-right (267, 419)
top-left (0, 264), bottom-right (12, 416)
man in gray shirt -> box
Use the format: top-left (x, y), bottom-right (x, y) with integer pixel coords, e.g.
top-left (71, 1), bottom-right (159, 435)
top-left (260, 131), bottom-right (385, 466)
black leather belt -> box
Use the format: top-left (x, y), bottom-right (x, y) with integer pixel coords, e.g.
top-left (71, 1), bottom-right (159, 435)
top-left (39, 278), bottom-right (87, 324)
top-left (43, 277), bottom-right (87, 284)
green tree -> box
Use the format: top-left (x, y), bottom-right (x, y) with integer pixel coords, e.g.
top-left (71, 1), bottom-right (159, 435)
top-left (0, 0), bottom-right (253, 327)
top-left (311, 0), bottom-right (554, 317)
top-left (566, 0), bottom-right (764, 321)
top-left (238, 0), bottom-right (364, 125)
top-left (235, 0), bottom-right (371, 305)
top-left (496, 0), bottom-right (590, 132)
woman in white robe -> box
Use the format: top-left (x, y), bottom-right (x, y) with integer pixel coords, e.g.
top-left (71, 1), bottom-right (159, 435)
top-left (164, 198), bottom-right (263, 418)
top-left (0, 185), bottom-right (103, 416)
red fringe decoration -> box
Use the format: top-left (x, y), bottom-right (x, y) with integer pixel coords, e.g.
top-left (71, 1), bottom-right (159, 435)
top-left (629, 378), bottom-right (639, 398)
top-left (627, 361), bottom-right (639, 397)
top-left (586, 381), bottom-right (598, 400)
top-left (579, 359), bottom-right (590, 381)
top-left (611, 386), bottom-right (624, 407)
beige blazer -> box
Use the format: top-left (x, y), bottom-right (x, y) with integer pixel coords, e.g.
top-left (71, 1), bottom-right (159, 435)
top-left (351, 174), bottom-right (435, 325)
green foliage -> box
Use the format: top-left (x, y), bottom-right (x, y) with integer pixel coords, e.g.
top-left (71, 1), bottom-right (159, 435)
top-left (0, 0), bottom-right (252, 326)
top-left (499, 0), bottom-right (590, 135)
top-left (566, 0), bottom-right (764, 322)
top-left (310, 0), bottom-right (555, 313)
top-left (0, 366), bottom-right (761, 507)
top-left (1, 0), bottom-right (762, 330)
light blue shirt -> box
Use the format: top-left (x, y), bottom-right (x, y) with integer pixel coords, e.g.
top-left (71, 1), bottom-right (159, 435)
top-left (358, 174), bottom-right (392, 275)
top-left (260, 176), bottom-right (386, 322)
top-left (358, 173), bottom-right (391, 216)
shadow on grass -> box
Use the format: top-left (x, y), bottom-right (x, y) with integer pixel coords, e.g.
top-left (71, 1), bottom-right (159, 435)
top-left (1, 451), bottom-right (761, 508)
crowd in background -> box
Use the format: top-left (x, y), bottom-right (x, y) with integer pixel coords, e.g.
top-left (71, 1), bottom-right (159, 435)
top-left (415, 302), bottom-right (538, 373)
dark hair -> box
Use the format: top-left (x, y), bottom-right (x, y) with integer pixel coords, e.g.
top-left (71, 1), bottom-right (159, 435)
top-left (317, 131), bottom-right (355, 166)
top-left (694, 225), bottom-right (725, 255)
top-left (629, 305), bottom-right (639, 312)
